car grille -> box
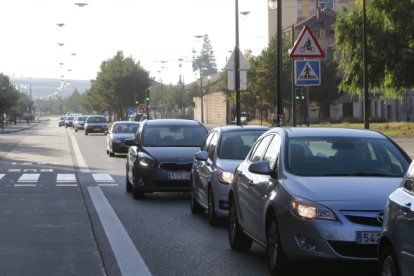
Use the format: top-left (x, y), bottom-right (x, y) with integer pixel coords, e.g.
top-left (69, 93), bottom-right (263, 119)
top-left (341, 210), bottom-right (383, 227)
top-left (328, 241), bottom-right (377, 258)
top-left (160, 163), bottom-right (192, 172)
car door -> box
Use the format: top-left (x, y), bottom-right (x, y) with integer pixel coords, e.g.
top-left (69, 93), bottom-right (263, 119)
top-left (237, 134), bottom-right (274, 236)
top-left (197, 132), bottom-right (218, 206)
top-left (392, 164), bottom-right (414, 275)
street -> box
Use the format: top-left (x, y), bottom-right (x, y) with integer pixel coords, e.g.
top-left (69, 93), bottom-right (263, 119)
top-left (2, 118), bottom-right (413, 275)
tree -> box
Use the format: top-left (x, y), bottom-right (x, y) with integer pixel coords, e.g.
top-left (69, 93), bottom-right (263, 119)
top-left (335, 0), bottom-right (414, 98)
top-left (192, 35), bottom-right (218, 78)
top-left (0, 74), bottom-right (20, 125)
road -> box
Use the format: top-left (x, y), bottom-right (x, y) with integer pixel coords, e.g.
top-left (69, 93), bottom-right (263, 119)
top-left (3, 118), bottom-right (413, 275)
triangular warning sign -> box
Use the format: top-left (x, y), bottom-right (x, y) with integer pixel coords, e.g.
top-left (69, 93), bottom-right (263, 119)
top-left (298, 62), bottom-right (319, 81)
top-left (290, 25), bottom-right (324, 58)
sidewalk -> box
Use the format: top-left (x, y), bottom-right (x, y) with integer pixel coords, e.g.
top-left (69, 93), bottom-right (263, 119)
top-left (0, 121), bottom-right (39, 134)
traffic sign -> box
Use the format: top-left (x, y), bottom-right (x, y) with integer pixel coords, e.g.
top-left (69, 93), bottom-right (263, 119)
top-left (295, 60), bottom-right (321, 86)
top-left (137, 104), bottom-right (147, 114)
top-left (290, 25), bottom-right (324, 58)
top-left (225, 49), bottom-right (249, 91)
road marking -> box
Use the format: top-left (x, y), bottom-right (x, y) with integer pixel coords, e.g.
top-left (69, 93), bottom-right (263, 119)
top-left (18, 173), bottom-right (40, 183)
top-left (88, 187), bottom-right (152, 276)
top-left (0, 174), bottom-right (5, 180)
top-left (57, 173), bottom-right (76, 183)
top-left (68, 130), bottom-right (90, 173)
top-left (8, 169), bottom-right (21, 172)
top-left (40, 169), bottom-right (54, 172)
top-left (92, 173), bottom-right (115, 183)
top-left (14, 184), bottom-right (36, 187)
top-left (98, 183), bottom-right (119, 187)
top-left (23, 169), bottom-right (37, 172)
top-left (56, 184), bottom-right (78, 187)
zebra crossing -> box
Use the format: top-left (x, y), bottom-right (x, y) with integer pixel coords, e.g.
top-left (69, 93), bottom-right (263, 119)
top-left (0, 170), bottom-right (119, 188)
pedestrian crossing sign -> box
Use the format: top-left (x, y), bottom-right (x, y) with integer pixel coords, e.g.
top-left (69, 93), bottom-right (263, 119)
top-left (294, 60), bottom-right (321, 86)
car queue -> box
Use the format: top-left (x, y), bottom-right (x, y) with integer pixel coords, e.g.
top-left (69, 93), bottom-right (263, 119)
top-left (64, 115), bottom-right (414, 276)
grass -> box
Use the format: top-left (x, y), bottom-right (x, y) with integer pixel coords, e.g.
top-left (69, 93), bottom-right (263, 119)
top-left (247, 120), bottom-right (414, 138)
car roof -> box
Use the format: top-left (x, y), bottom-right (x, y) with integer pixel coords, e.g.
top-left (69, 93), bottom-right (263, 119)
top-left (143, 119), bottom-right (204, 127)
top-left (275, 127), bottom-right (387, 139)
top-left (213, 125), bottom-right (269, 132)
top-left (113, 121), bottom-right (139, 124)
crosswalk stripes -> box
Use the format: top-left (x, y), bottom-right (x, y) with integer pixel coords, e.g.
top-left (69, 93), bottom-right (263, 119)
top-left (0, 172), bottom-right (119, 188)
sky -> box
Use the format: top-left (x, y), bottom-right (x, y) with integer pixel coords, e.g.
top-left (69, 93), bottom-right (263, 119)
top-left (0, 0), bottom-right (269, 87)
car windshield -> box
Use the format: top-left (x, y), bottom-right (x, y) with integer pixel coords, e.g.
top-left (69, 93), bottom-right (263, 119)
top-left (141, 125), bottom-right (206, 147)
top-left (287, 137), bottom-right (410, 177)
top-left (218, 131), bottom-right (265, 160)
top-left (112, 123), bottom-right (139, 134)
top-left (77, 116), bottom-right (87, 121)
top-left (87, 117), bottom-right (106, 123)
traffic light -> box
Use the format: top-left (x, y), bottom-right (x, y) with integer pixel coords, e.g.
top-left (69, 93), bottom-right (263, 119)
top-left (135, 98), bottom-right (139, 105)
top-left (145, 96), bottom-right (150, 102)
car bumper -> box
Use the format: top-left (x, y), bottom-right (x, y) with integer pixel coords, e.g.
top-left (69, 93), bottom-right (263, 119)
top-left (85, 127), bottom-right (107, 133)
top-left (112, 143), bottom-right (129, 153)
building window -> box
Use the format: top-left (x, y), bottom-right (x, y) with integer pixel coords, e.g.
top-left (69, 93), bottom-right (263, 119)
top-left (319, 0), bottom-right (334, 10)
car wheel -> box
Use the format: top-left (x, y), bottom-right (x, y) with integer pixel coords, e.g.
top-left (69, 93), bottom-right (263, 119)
top-left (228, 195), bottom-right (252, 250)
top-left (85, 131), bottom-right (88, 136)
top-left (208, 185), bottom-right (219, 226)
top-left (75, 129), bottom-right (78, 132)
top-left (267, 214), bottom-right (286, 274)
top-left (380, 244), bottom-right (399, 276)
top-left (132, 185), bottom-right (145, 199)
top-left (190, 178), bottom-right (203, 214)
top-left (125, 165), bottom-right (133, 193)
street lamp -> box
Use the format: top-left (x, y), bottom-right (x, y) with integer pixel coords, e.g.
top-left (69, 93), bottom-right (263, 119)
top-left (193, 35), bottom-right (207, 123)
top-left (362, 0), bottom-right (369, 129)
top-left (269, 0), bottom-right (283, 126)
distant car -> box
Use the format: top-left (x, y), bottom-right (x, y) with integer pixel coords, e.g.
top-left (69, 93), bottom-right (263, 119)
top-left (130, 113), bottom-right (153, 122)
top-left (190, 125), bottom-right (268, 225)
top-left (58, 116), bottom-right (67, 127)
top-left (378, 160), bottom-right (414, 276)
top-left (106, 121), bottom-right (140, 157)
top-left (228, 127), bottom-right (411, 274)
top-left (125, 119), bottom-right (207, 199)
top-left (84, 115), bottom-right (108, 135)
top-left (65, 116), bottom-right (75, 128)
top-left (73, 115), bottom-right (88, 131)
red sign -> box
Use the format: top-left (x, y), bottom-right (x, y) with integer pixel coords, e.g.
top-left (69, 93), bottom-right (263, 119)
top-left (290, 25), bottom-right (324, 58)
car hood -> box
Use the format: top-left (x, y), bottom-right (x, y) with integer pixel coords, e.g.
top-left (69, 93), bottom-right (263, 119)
top-left (216, 158), bottom-right (242, 172)
top-left (286, 176), bottom-right (402, 204)
top-left (144, 147), bottom-right (200, 162)
top-left (111, 133), bottom-right (135, 139)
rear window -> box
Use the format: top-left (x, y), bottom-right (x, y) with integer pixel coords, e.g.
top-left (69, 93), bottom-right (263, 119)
top-left (218, 130), bottom-right (266, 160)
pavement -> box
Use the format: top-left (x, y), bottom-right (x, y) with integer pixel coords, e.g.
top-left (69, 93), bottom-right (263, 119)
top-left (0, 121), bottom-right (40, 133)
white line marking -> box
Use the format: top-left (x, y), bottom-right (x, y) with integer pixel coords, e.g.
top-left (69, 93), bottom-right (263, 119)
top-left (88, 187), bottom-right (152, 276)
top-left (92, 173), bottom-right (115, 183)
top-left (40, 169), bottom-right (54, 172)
top-left (68, 130), bottom-right (90, 173)
top-left (56, 184), bottom-right (78, 187)
top-left (0, 174), bottom-right (5, 180)
top-left (18, 174), bottom-right (40, 183)
top-left (8, 169), bottom-right (21, 172)
top-left (57, 174), bottom-right (76, 183)
top-left (14, 184), bottom-right (37, 187)
top-left (23, 169), bottom-right (37, 172)
top-left (98, 183), bottom-right (119, 187)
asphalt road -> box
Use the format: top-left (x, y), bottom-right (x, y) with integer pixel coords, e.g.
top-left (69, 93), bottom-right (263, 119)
top-left (2, 118), bottom-right (414, 275)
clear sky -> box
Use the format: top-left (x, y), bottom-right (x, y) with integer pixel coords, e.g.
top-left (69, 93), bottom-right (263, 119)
top-left (0, 0), bottom-right (269, 86)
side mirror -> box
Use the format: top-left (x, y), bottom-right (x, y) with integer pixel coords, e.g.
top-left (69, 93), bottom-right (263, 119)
top-left (194, 150), bottom-right (208, 161)
top-left (248, 161), bottom-right (272, 175)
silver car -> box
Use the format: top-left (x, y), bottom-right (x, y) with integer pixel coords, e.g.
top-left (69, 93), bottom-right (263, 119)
top-left (228, 127), bottom-right (411, 274)
top-left (190, 125), bottom-right (268, 225)
top-left (73, 115), bottom-right (88, 132)
top-left (379, 160), bottom-right (414, 276)
top-left (84, 115), bottom-right (108, 135)
top-left (106, 121), bottom-right (140, 156)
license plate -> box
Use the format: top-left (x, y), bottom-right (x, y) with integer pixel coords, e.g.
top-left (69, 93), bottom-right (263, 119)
top-left (93, 128), bottom-right (101, 131)
top-left (168, 172), bottom-right (191, 180)
top-left (356, 231), bottom-right (381, 244)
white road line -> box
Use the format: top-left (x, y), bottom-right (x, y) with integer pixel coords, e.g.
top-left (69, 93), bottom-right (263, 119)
top-left (8, 169), bottom-right (21, 172)
top-left (40, 169), bottom-right (54, 172)
top-left (88, 187), bottom-right (152, 276)
top-left (14, 184), bottom-right (36, 187)
top-left (0, 174), bottom-right (5, 180)
top-left (18, 173), bottom-right (40, 183)
top-left (56, 184), bottom-right (78, 187)
top-left (97, 183), bottom-right (119, 187)
top-left (68, 130), bottom-right (90, 173)
top-left (92, 173), bottom-right (115, 183)
top-left (57, 173), bottom-right (76, 183)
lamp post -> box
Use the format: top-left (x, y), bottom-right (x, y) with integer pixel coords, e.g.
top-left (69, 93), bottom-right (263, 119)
top-left (234, 0), bottom-right (241, 126)
top-left (269, 0), bottom-right (283, 126)
top-left (193, 35), bottom-right (206, 123)
top-left (362, 0), bottom-right (369, 129)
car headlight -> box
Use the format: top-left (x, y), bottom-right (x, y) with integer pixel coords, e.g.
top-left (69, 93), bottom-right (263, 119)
top-left (218, 169), bottom-right (234, 184)
top-left (138, 152), bottom-right (155, 167)
top-left (290, 197), bottom-right (337, 221)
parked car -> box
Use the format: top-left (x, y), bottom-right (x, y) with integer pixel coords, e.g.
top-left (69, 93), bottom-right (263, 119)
top-left (73, 115), bottom-right (88, 132)
top-left (125, 119), bottom-right (207, 199)
top-left (84, 115), bottom-right (108, 135)
top-left (64, 116), bottom-right (75, 128)
top-left (106, 121), bottom-right (140, 157)
top-left (227, 127), bottom-right (411, 274)
top-left (190, 125), bottom-right (268, 225)
top-left (58, 116), bottom-right (67, 127)
top-left (378, 160), bottom-right (414, 276)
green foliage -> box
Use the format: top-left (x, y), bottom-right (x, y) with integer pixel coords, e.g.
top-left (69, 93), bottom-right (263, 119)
top-left (0, 73), bottom-right (21, 114)
top-left (192, 35), bottom-right (217, 77)
top-left (335, 0), bottom-right (414, 98)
